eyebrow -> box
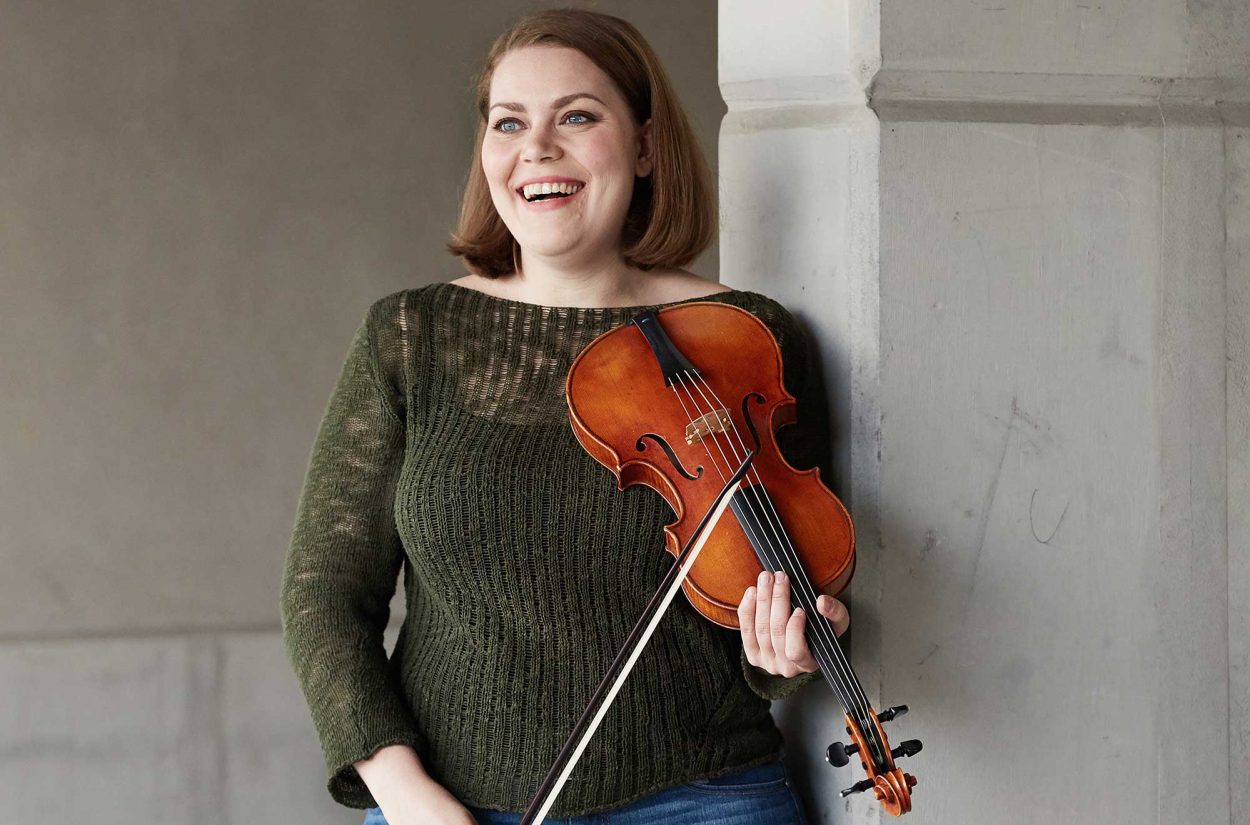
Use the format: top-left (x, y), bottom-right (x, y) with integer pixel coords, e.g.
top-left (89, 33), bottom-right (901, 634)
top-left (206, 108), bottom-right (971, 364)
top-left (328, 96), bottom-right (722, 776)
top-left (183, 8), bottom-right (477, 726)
top-left (488, 92), bottom-right (608, 113)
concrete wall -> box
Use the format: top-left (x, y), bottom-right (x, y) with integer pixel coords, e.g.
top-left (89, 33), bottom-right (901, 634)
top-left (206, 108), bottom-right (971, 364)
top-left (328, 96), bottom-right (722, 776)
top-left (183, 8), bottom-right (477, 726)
top-left (0, 2), bottom-right (721, 821)
top-left (720, 1), bottom-right (1247, 823)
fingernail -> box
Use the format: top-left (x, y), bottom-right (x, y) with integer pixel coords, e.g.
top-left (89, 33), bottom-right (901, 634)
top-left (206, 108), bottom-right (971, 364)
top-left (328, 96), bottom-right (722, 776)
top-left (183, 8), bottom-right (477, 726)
top-left (745, 586), bottom-right (756, 599)
top-left (776, 571), bottom-right (786, 584)
top-left (795, 608), bottom-right (804, 617)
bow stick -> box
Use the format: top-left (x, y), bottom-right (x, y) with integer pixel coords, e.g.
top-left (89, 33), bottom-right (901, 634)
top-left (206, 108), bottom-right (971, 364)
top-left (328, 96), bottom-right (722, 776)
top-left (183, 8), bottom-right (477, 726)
top-left (520, 449), bottom-right (757, 825)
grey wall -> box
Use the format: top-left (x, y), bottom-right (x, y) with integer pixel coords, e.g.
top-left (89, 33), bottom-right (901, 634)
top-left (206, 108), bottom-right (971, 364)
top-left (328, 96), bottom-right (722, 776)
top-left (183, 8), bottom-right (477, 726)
top-left (721, 0), bottom-right (1246, 823)
top-left (0, 2), bottom-right (721, 821)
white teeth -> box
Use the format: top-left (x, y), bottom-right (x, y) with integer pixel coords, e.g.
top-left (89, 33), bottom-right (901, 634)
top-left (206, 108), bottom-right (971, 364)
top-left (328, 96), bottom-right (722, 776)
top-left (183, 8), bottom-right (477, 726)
top-left (521, 181), bottom-right (583, 201)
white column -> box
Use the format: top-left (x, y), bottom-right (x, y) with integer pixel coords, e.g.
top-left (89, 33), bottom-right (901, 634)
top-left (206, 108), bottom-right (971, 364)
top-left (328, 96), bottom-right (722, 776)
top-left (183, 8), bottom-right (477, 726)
top-left (720, 1), bottom-right (1249, 822)
top-left (719, 1), bottom-right (886, 821)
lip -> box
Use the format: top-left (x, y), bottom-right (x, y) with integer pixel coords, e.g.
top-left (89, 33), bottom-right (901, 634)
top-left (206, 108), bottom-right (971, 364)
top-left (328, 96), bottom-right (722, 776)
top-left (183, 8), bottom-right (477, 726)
top-left (514, 175), bottom-right (585, 191)
top-left (517, 182), bottom-right (585, 211)
top-left (516, 178), bottom-right (586, 212)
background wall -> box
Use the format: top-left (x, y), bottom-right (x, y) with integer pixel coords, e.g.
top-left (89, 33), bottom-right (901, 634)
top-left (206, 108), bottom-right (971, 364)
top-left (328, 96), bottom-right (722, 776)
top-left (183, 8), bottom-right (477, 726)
top-left (0, 2), bottom-right (721, 821)
top-left (721, 0), bottom-right (1247, 823)
top-left (10, 0), bottom-right (1245, 822)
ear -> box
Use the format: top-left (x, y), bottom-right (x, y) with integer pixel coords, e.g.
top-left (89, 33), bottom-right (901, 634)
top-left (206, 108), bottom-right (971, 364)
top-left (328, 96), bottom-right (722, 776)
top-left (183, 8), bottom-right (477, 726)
top-left (635, 118), bottom-right (654, 178)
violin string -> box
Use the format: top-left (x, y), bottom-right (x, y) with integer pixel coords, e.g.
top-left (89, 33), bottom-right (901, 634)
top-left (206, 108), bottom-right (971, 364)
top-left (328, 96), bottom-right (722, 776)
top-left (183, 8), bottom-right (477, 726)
top-left (684, 371), bottom-right (887, 762)
top-left (682, 372), bottom-right (888, 767)
top-left (678, 371), bottom-right (888, 766)
top-left (680, 376), bottom-right (857, 683)
top-left (675, 380), bottom-right (870, 695)
top-left (668, 375), bottom-right (862, 723)
top-left (685, 374), bottom-right (874, 711)
top-left (675, 377), bottom-right (860, 720)
top-left (664, 382), bottom-right (781, 614)
top-left (675, 375), bottom-right (846, 677)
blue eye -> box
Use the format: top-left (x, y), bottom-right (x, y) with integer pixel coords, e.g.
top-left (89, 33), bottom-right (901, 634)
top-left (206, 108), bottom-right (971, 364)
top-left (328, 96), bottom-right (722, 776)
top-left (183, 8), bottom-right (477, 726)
top-left (490, 111), bottom-right (598, 133)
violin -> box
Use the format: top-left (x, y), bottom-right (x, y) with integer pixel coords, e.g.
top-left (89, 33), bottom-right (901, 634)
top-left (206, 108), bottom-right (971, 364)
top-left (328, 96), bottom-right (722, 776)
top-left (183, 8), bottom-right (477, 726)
top-left (522, 301), bottom-right (921, 822)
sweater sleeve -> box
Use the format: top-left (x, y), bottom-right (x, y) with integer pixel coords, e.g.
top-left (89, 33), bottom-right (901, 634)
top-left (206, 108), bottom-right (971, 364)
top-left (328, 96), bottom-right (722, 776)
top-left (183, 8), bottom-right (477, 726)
top-left (279, 300), bottom-right (427, 809)
top-left (739, 298), bottom-right (833, 700)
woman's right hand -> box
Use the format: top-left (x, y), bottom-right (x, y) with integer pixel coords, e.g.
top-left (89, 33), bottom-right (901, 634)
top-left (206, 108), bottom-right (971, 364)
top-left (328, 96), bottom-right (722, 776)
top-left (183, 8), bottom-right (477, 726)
top-left (355, 744), bottom-right (479, 825)
top-left (389, 783), bottom-right (478, 825)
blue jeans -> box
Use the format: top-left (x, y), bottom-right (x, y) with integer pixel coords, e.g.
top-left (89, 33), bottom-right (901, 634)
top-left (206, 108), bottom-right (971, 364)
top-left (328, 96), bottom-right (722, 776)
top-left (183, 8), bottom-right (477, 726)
top-left (362, 758), bottom-right (808, 824)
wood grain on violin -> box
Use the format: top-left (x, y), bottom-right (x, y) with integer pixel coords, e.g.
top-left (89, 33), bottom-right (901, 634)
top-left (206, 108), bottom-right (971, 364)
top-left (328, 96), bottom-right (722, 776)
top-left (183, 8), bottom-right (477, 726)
top-left (567, 302), bottom-right (856, 627)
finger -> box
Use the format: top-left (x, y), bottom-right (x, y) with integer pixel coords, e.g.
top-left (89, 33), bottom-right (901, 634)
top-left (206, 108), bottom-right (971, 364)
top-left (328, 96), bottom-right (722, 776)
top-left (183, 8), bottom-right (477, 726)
top-left (754, 570), bottom-right (774, 665)
top-left (738, 585), bottom-right (763, 663)
top-left (818, 595), bottom-right (851, 636)
top-left (769, 572), bottom-right (793, 673)
top-left (784, 607), bottom-right (818, 672)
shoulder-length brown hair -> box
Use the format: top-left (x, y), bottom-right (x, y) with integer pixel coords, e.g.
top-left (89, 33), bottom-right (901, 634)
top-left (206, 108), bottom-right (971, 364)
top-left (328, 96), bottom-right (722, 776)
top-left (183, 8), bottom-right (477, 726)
top-left (446, 8), bottom-right (716, 278)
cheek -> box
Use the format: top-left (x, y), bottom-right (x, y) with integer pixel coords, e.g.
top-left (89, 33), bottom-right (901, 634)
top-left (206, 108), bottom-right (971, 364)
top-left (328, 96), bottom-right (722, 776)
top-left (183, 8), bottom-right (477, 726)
top-left (582, 134), bottom-right (636, 179)
top-left (479, 144), bottom-right (511, 191)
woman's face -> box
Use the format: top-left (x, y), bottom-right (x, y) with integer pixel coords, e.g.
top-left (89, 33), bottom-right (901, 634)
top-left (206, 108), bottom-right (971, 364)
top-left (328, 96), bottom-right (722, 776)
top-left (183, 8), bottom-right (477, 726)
top-left (481, 45), bottom-right (652, 267)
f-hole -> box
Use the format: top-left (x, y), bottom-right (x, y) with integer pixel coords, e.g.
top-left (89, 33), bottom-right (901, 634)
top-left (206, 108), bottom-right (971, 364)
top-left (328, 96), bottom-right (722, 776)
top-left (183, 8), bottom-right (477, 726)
top-left (740, 392), bottom-right (765, 451)
top-left (636, 434), bottom-right (703, 481)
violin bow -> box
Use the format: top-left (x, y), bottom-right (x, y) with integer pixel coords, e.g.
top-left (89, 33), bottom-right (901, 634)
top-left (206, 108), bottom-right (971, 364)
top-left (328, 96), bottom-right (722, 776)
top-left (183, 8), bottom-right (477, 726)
top-left (519, 450), bottom-right (757, 825)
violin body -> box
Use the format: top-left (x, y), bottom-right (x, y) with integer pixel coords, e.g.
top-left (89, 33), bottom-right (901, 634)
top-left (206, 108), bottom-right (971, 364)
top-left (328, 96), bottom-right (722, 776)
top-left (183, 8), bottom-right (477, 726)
top-left (565, 302), bottom-right (855, 627)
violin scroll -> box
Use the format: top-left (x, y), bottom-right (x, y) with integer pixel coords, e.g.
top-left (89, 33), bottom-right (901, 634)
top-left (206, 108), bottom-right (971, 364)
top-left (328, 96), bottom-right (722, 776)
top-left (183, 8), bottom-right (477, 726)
top-left (830, 705), bottom-right (921, 816)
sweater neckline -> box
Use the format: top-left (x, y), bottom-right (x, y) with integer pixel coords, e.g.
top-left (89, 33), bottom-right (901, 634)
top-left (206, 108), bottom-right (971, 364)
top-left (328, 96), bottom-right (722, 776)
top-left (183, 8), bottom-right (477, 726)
top-left (437, 280), bottom-right (756, 315)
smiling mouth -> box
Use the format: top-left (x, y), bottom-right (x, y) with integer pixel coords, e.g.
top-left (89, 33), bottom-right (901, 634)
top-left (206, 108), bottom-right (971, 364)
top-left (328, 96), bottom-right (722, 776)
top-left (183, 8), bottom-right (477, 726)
top-left (517, 182), bottom-right (586, 203)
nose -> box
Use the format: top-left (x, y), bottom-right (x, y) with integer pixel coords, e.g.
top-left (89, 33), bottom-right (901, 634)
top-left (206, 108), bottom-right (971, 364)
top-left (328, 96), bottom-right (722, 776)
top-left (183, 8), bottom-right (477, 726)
top-left (519, 120), bottom-right (562, 164)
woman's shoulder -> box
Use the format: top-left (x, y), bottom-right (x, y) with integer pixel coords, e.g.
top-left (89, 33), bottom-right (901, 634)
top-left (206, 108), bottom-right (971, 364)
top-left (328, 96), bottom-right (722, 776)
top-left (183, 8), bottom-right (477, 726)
top-left (361, 282), bottom-right (462, 336)
top-left (644, 268), bottom-right (734, 302)
top-left (638, 272), bottom-right (807, 357)
top-left (649, 269), bottom-right (792, 313)
top-left (367, 282), bottom-right (444, 315)
top-left (661, 273), bottom-right (790, 319)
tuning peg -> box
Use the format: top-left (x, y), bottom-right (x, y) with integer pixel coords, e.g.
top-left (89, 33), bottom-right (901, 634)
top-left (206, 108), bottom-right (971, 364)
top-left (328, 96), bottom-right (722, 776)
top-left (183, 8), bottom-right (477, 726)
top-left (891, 739), bottom-right (923, 760)
top-left (839, 778), bottom-right (875, 798)
top-left (825, 740), bottom-right (859, 768)
top-left (878, 704), bottom-right (909, 722)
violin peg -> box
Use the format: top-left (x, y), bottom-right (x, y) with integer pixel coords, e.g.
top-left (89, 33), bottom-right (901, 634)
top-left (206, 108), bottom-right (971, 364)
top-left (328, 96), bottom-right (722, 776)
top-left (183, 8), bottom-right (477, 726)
top-left (825, 740), bottom-right (858, 768)
top-left (878, 704), bottom-right (909, 722)
top-left (890, 739), bottom-right (923, 760)
top-left (839, 778), bottom-right (875, 798)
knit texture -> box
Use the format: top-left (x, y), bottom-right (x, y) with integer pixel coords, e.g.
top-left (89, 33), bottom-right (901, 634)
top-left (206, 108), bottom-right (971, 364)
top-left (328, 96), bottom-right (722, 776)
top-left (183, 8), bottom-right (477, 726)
top-left (280, 282), bottom-right (830, 815)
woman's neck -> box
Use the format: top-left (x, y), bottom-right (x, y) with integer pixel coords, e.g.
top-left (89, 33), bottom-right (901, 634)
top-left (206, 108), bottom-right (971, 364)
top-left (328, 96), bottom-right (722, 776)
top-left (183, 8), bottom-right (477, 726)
top-left (456, 256), bottom-right (659, 309)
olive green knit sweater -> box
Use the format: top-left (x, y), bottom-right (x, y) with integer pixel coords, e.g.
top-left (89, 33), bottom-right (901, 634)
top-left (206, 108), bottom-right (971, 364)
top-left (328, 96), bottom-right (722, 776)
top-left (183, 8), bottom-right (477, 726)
top-left (279, 282), bottom-right (829, 815)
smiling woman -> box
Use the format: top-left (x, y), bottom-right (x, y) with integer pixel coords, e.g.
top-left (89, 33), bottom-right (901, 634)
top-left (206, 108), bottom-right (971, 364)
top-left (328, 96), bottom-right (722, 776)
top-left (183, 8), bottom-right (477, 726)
top-left (279, 8), bottom-right (844, 825)
top-left (480, 44), bottom-right (652, 276)
top-left (446, 11), bottom-right (715, 291)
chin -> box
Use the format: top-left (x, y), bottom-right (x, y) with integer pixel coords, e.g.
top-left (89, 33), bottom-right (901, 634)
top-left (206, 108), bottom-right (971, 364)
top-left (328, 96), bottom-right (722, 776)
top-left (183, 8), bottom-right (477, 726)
top-left (513, 231), bottom-right (587, 258)
top-left (519, 242), bottom-right (581, 260)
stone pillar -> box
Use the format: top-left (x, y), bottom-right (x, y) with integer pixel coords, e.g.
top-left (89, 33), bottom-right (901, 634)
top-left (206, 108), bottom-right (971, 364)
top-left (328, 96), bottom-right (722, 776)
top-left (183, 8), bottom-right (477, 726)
top-left (719, 2), bottom-right (1248, 823)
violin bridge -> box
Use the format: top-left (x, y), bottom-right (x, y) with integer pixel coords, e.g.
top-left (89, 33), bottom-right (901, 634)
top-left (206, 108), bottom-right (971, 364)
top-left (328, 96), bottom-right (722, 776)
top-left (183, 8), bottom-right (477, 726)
top-left (685, 409), bottom-right (732, 445)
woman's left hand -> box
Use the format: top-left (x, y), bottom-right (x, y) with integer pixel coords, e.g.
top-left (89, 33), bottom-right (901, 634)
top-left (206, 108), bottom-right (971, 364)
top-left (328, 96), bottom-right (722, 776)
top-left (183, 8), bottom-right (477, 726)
top-left (738, 570), bottom-right (850, 677)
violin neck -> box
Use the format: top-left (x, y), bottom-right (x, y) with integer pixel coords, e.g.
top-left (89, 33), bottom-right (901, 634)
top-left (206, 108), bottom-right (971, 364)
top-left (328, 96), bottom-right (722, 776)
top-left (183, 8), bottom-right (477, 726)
top-left (729, 483), bottom-right (869, 715)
